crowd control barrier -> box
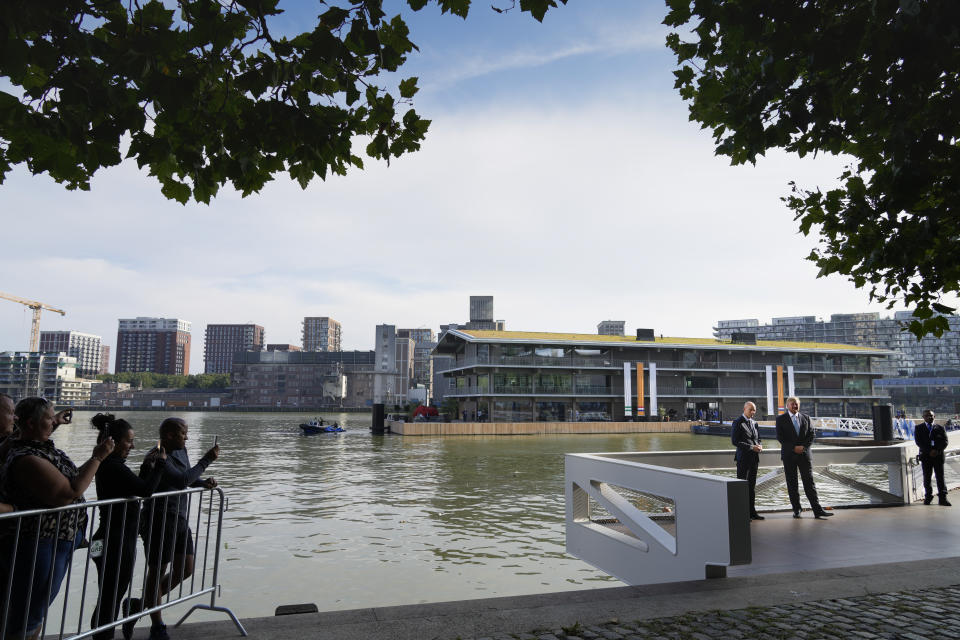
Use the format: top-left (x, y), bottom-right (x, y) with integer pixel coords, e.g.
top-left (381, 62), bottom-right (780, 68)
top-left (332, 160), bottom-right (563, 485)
top-left (0, 487), bottom-right (246, 639)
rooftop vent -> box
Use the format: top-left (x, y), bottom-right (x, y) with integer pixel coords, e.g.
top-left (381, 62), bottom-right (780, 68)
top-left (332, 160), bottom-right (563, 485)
top-left (636, 328), bottom-right (655, 341)
top-left (731, 332), bottom-right (757, 345)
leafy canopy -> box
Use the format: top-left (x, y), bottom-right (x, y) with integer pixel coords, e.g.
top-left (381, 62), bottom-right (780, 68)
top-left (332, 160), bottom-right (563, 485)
top-left (664, 0), bottom-right (960, 337)
top-left (98, 371), bottom-right (230, 389)
top-left (0, 0), bottom-right (564, 204)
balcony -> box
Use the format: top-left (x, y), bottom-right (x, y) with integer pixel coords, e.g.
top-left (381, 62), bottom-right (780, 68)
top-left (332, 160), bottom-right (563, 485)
top-left (445, 385), bottom-right (887, 400)
top-left (447, 384), bottom-right (619, 397)
top-left (441, 355), bottom-right (881, 375)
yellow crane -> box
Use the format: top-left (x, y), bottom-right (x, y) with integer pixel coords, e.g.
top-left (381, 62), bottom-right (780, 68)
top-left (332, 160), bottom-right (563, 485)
top-left (0, 291), bottom-right (66, 352)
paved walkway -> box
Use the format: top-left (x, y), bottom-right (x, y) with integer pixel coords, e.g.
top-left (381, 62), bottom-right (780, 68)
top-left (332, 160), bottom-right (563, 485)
top-left (129, 504), bottom-right (960, 640)
top-left (470, 586), bottom-right (960, 640)
top-left (161, 555), bottom-right (960, 640)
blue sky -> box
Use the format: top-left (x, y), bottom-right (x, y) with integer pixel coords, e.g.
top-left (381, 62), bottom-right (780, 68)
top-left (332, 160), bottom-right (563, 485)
top-left (0, 1), bottom-right (914, 373)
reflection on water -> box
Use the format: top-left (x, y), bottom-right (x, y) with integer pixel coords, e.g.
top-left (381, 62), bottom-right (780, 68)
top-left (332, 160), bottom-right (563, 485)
top-left (49, 412), bottom-right (732, 617)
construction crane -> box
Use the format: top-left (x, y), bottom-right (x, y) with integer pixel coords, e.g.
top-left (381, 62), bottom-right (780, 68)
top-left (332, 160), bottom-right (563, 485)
top-left (0, 291), bottom-right (66, 352)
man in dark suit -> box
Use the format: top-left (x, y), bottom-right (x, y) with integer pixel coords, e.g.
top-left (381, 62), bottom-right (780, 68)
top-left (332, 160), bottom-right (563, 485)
top-left (731, 401), bottom-right (764, 520)
top-left (775, 396), bottom-right (833, 519)
top-left (915, 409), bottom-right (951, 506)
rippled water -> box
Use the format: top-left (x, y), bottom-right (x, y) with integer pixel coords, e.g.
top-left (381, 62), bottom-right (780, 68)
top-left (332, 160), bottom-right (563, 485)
top-left (46, 411), bottom-right (733, 618)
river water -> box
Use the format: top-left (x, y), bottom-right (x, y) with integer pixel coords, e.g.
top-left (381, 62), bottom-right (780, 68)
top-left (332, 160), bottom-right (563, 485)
top-left (44, 411), bottom-right (838, 620)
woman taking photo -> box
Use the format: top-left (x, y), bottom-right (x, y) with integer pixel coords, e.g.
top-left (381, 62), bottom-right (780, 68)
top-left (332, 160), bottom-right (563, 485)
top-left (89, 414), bottom-right (166, 640)
top-left (0, 397), bottom-right (114, 640)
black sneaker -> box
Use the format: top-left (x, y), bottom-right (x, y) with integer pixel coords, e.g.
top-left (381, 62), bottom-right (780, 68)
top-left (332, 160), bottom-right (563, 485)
top-left (121, 598), bottom-right (142, 640)
top-left (940, 497), bottom-right (952, 507)
top-left (149, 623), bottom-right (170, 640)
top-left (924, 496), bottom-right (933, 505)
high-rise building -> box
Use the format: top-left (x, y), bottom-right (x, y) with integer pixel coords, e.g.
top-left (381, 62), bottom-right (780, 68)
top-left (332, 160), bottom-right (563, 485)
top-left (115, 318), bottom-right (191, 375)
top-left (714, 312), bottom-right (960, 375)
top-left (373, 324), bottom-right (414, 405)
top-left (470, 296), bottom-right (493, 323)
top-left (204, 324), bottom-right (265, 374)
top-left (464, 296), bottom-right (505, 331)
top-left (100, 345), bottom-right (111, 375)
top-left (39, 331), bottom-right (103, 378)
top-left (302, 317), bottom-right (342, 352)
top-left (399, 328), bottom-right (437, 401)
top-left (597, 321), bottom-right (625, 336)
top-left (0, 352), bottom-right (91, 404)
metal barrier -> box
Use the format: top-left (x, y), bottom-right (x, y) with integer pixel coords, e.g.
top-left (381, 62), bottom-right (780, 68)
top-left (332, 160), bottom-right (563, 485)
top-left (0, 487), bottom-right (246, 640)
top-left (566, 442), bottom-right (960, 586)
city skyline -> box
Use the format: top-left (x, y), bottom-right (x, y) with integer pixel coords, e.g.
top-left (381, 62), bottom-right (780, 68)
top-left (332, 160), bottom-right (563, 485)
top-left (0, 2), bottom-right (947, 374)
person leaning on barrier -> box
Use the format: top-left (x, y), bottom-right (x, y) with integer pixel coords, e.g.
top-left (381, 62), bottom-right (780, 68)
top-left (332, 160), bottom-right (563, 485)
top-left (775, 396), bottom-right (833, 519)
top-left (89, 414), bottom-right (168, 640)
top-left (0, 397), bottom-right (114, 640)
top-left (133, 417), bottom-right (219, 640)
top-left (0, 393), bottom-right (15, 515)
top-left (915, 409), bottom-right (951, 506)
top-left (731, 401), bottom-right (764, 521)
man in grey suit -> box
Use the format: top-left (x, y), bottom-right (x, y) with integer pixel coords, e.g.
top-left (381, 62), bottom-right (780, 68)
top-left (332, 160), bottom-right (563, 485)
top-left (731, 401), bottom-right (764, 520)
top-left (775, 396), bottom-right (834, 519)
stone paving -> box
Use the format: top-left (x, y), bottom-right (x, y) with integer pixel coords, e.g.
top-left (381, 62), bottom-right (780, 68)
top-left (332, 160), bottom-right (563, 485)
top-left (468, 585), bottom-right (960, 640)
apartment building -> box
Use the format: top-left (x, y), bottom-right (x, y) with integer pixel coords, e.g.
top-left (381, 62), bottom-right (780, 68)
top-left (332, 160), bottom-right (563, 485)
top-left (204, 324), bottom-right (265, 374)
top-left (39, 330), bottom-right (103, 378)
top-left (302, 317), bottom-right (341, 352)
top-left (115, 317), bottom-right (191, 375)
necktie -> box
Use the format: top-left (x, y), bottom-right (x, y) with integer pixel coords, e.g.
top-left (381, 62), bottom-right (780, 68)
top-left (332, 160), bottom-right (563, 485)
top-left (792, 414), bottom-right (800, 435)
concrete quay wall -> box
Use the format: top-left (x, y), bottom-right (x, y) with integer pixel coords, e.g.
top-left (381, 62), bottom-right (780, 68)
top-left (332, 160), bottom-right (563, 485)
top-left (389, 420), bottom-right (695, 436)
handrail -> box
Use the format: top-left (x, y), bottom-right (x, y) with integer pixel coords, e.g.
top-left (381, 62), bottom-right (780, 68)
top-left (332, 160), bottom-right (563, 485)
top-left (565, 442), bottom-right (948, 586)
top-left (0, 487), bottom-right (246, 640)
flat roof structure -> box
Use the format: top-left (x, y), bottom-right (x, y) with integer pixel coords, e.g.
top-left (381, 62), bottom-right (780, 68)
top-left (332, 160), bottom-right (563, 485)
top-left (434, 329), bottom-right (892, 422)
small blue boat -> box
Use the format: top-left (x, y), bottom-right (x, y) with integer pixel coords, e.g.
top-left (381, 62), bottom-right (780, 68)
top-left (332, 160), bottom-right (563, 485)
top-left (299, 418), bottom-right (344, 434)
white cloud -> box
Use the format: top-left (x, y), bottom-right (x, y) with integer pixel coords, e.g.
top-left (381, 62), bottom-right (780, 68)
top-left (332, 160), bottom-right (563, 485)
top-left (0, 97), bottom-right (907, 372)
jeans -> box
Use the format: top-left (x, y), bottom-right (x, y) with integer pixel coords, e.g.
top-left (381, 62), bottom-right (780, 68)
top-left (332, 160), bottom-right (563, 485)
top-left (1, 530), bottom-right (82, 638)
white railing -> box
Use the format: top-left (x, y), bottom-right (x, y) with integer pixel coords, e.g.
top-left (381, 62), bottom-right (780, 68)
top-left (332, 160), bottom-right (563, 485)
top-left (566, 452), bottom-right (751, 585)
top-left (813, 416), bottom-right (875, 434)
top-left (565, 443), bottom-right (957, 586)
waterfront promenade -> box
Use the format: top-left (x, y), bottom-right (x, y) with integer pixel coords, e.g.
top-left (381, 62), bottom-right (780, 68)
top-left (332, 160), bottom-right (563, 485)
top-left (154, 504), bottom-right (960, 640)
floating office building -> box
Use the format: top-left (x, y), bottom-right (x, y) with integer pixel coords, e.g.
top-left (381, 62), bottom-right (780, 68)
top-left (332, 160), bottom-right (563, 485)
top-left (434, 329), bottom-right (892, 422)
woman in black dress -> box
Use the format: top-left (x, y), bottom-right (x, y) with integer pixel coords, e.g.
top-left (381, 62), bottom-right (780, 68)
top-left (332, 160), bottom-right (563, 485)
top-left (90, 414), bottom-right (166, 640)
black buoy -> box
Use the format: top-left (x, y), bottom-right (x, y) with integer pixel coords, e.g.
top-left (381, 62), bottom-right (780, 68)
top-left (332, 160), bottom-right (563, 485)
top-left (371, 403), bottom-right (386, 433)
top-left (871, 403), bottom-right (894, 441)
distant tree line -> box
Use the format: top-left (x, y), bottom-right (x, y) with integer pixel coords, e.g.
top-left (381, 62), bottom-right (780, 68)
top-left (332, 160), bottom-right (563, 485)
top-left (97, 372), bottom-right (231, 390)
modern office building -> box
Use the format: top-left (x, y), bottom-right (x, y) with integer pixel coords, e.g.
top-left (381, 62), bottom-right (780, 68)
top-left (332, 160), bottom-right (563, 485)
top-left (302, 317), bottom-right (341, 352)
top-left (0, 352), bottom-right (92, 404)
top-left (203, 324), bottom-right (265, 374)
top-left (873, 376), bottom-right (960, 416)
top-left (115, 318), bottom-right (191, 375)
top-left (431, 354), bottom-right (456, 406)
top-left (714, 312), bottom-right (960, 375)
top-left (597, 321), bottom-right (625, 336)
top-left (434, 328), bottom-right (891, 422)
top-left (39, 331), bottom-right (103, 378)
top-left (398, 328), bottom-right (436, 400)
top-left (374, 324), bottom-right (414, 405)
